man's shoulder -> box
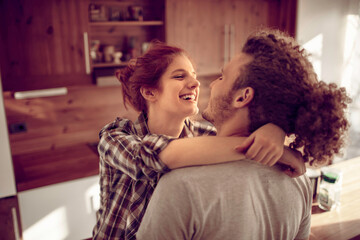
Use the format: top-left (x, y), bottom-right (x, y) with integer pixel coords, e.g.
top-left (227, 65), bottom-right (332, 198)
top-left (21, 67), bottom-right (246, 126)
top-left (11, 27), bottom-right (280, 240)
top-left (162, 160), bottom-right (310, 188)
top-left (161, 160), bottom-right (257, 186)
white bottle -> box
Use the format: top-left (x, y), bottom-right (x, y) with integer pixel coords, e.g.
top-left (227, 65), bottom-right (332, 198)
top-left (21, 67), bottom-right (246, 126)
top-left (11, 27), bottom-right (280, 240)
top-left (318, 168), bottom-right (342, 211)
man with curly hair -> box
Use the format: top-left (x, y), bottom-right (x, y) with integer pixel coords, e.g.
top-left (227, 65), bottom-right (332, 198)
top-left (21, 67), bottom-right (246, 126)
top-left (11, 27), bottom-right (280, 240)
top-left (136, 29), bottom-right (351, 240)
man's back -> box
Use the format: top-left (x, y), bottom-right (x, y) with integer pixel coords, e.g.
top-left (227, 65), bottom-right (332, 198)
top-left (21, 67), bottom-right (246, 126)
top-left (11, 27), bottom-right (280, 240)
top-left (137, 160), bottom-right (312, 240)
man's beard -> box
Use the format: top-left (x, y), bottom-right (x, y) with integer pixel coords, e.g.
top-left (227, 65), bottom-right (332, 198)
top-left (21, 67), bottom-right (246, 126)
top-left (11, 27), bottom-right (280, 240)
top-left (202, 94), bottom-right (234, 127)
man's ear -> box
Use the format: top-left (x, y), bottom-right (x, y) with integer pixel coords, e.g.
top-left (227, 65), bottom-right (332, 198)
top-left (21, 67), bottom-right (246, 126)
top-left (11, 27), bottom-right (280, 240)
top-left (140, 87), bottom-right (158, 102)
top-left (233, 87), bottom-right (254, 108)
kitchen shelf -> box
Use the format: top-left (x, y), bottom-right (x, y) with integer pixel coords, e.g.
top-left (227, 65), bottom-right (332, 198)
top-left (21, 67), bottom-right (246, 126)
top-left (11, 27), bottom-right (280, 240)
top-left (92, 62), bottom-right (128, 68)
top-left (87, 0), bottom-right (165, 75)
top-left (89, 21), bottom-right (164, 27)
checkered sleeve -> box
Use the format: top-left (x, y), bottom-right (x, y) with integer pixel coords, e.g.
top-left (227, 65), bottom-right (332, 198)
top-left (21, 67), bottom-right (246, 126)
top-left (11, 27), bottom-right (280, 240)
top-left (98, 119), bottom-right (172, 181)
top-left (191, 120), bottom-right (217, 137)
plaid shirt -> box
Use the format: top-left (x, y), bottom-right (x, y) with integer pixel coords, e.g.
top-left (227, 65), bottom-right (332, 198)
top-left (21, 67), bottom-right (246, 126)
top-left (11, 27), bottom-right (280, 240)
top-left (92, 112), bottom-right (216, 240)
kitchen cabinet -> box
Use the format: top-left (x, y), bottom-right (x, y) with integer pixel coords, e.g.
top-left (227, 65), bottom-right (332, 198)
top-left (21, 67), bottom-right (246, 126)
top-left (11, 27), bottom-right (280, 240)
top-left (87, 0), bottom-right (165, 74)
top-left (0, 197), bottom-right (22, 240)
top-left (0, 80), bottom-right (21, 240)
top-left (166, 0), bottom-right (228, 76)
top-left (166, 0), bottom-right (297, 76)
top-left (3, 85), bottom-right (136, 192)
top-left (17, 175), bottom-right (100, 240)
top-left (0, 0), bottom-right (91, 91)
top-left (3, 85), bottom-right (137, 240)
top-left (0, 77), bottom-right (16, 199)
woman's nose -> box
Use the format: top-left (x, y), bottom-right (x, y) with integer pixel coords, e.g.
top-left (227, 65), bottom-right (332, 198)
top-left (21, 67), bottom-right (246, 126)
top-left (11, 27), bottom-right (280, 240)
top-left (189, 77), bottom-right (200, 89)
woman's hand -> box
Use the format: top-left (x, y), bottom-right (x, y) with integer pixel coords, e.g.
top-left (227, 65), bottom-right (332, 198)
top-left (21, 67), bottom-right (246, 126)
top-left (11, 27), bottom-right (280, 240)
top-left (278, 147), bottom-right (306, 178)
top-left (235, 123), bottom-right (285, 166)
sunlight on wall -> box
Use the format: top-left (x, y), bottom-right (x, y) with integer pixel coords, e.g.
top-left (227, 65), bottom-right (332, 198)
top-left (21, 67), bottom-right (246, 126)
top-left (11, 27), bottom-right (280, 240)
top-left (23, 206), bottom-right (69, 240)
top-left (302, 34), bottom-right (323, 79)
top-left (342, 14), bottom-right (360, 102)
top-left (340, 12), bottom-right (360, 159)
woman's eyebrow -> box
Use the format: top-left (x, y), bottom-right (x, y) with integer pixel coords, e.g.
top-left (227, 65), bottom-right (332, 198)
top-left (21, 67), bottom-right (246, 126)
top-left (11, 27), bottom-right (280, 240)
top-left (171, 69), bottom-right (196, 77)
top-left (171, 69), bottom-right (186, 74)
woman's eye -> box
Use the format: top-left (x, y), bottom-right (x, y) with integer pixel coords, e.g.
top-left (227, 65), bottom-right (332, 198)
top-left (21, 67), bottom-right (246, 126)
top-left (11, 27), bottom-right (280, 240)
top-left (174, 75), bottom-right (184, 80)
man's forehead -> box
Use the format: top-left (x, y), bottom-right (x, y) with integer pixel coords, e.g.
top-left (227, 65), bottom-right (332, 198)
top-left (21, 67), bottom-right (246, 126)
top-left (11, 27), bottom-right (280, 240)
top-left (224, 53), bottom-right (252, 76)
top-left (233, 53), bottom-right (253, 66)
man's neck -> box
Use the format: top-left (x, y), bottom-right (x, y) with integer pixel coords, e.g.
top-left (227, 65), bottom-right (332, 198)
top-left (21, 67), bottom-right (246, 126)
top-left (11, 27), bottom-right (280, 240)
top-left (215, 113), bottom-right (250, 137)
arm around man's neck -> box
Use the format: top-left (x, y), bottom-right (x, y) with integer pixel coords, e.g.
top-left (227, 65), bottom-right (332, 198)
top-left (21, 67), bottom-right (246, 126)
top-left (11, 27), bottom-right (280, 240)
top-left (159, 136), bottom-right (247, 169)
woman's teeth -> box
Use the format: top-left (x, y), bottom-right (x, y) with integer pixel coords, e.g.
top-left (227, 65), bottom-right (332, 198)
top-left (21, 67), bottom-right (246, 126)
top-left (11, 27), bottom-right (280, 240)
top-left (180, 94), bottom-right (195, 100)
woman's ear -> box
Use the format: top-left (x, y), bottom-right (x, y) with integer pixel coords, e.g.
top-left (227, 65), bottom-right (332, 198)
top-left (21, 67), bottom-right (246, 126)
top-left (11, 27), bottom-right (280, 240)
top-left (233, 87), bottom-right (254, 108)
top-left (140, 87), bottom-right (158, 102)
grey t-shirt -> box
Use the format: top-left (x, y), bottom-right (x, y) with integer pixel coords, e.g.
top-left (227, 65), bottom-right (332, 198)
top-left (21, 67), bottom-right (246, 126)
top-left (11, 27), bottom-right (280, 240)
top-left (137, 160), bottom-right (312, 240)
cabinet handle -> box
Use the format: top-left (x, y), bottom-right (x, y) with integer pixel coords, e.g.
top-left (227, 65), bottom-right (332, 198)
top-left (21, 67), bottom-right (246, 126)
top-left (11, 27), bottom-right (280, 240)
top-left (83, 32), bottom-right (91, 74)
top-left (11, 207), bottom-right (20, 240)
top-left (224, 24), bottom-right (229, 66)
top-left (229, 24), bottom-right (235, 60)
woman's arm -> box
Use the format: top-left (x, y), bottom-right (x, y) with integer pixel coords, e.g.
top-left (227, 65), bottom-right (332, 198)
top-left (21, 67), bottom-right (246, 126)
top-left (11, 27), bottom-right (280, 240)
top-left (159, 136), bottom-right (247, 169)
top-left (160, 123), bottom-right (286, 169)
top-left (99, 119), bottom-right (173, 181)
top-left (102, 117), bottom-right (302, 179)
top-left (161, 123), bottom-right (305, 177)
top-left (235, 123), bottom-right (285, 166)
top-left (160, 137), bottom-right (305, 177)
top-left (277, 147), bottom-right (306, 178)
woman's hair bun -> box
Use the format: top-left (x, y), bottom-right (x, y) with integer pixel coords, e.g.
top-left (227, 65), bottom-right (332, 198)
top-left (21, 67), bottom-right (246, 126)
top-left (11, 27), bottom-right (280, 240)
top-left (116, 59), bottom-right (136, 85)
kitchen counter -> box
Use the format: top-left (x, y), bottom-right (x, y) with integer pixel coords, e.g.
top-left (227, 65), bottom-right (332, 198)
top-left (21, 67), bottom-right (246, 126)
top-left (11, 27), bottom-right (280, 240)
top-left (4, 85), bottom-right (139, 192)
top-left (310, 156), bottom-right (360, 240)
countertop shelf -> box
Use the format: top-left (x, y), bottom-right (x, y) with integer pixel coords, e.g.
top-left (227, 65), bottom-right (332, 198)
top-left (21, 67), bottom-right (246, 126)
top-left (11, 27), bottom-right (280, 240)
top-left (13, 143), bottom-right (99, 192)
top-left (89, 21), bottom-right (164, 27)
top-left (93, 62), bottom-right (128, 68)
top-left (4, 85), bottom-right (140, 192)
top-left (310, 156), bottom-right (360, 240)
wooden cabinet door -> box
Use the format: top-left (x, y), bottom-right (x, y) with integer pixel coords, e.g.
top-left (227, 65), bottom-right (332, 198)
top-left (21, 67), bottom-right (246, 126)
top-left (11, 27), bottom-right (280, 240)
top-left (165, 0), bottom-right (270, 75)
top-left (230, 0), bottom-right (272, 55)
top-left (166, 0), bottom-right (296, 76)
top-left (0, 196), bottom-right (22, 240)
top-left (166, 0), bottom-right (228, 76)
top-left (0, 0), bottom-right (91, 91)
top-left (166, 0), bottom-right (270, 76)
top-left (18, 175), bottom-right (100, 240)
top-left (231, 0), bottom-right (297, 53)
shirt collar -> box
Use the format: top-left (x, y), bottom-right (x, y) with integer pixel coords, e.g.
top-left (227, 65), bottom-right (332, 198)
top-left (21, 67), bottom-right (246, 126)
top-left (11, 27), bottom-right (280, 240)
top-left (133, 111), bottom-right (151, 138)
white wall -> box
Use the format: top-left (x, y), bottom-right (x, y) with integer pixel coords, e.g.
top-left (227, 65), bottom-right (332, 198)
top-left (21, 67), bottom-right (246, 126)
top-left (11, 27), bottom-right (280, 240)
top-left (18, 175), bottom-right (100, 240)
top-left (0, 72), bottom-right (17, 198)
top-left (296, 0), bottom-right (349, 85)
top-left (297, 0), bottom-right (360, 160)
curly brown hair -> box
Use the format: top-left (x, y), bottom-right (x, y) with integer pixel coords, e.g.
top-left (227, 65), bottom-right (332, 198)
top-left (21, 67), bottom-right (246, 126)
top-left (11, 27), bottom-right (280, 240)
top-left (234, 29), bottom-right (352, 165)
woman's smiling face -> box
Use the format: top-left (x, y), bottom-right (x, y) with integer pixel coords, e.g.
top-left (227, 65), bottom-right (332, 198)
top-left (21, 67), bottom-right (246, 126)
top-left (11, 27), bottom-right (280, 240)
top-left (154, 54), bottom-right (200, 119)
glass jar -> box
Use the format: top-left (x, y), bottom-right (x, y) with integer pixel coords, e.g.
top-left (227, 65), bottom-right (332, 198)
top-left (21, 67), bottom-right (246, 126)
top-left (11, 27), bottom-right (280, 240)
top-left (318, 168), bottom-right (342, 211)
